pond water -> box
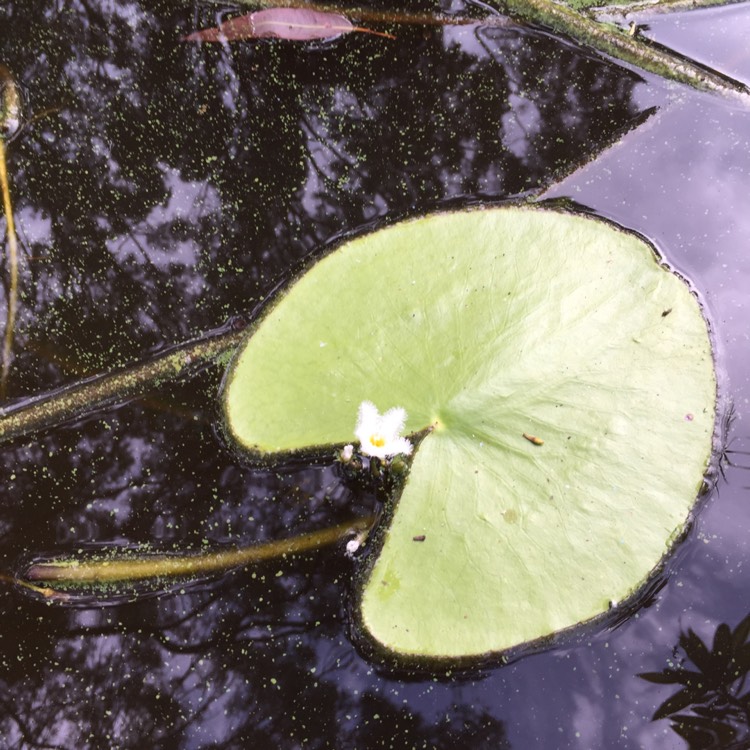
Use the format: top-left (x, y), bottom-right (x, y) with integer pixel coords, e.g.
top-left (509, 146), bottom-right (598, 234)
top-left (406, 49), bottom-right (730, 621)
top-left (1, 0), bottom-right (750, 747)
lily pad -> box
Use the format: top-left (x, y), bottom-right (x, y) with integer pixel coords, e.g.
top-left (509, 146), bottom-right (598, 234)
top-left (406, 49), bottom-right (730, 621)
top-left (222, 206), bottom-right (716, 663)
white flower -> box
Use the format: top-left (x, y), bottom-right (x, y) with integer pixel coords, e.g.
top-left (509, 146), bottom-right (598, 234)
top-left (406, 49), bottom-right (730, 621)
top-left (345, 538), bottom-right (361, 556)
top-left (345, 529), bottom-right (369, 557)
top-left (340, 444), bottom-right (354, 462)
top-left (354, 401), bottom-right (413, 459)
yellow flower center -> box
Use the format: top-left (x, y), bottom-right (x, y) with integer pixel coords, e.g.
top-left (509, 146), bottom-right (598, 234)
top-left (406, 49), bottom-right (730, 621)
top-left (369, 433), bottom-right (386, 448)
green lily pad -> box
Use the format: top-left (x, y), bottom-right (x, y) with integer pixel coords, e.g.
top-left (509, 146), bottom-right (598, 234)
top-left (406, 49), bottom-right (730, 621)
top-left (222, 206), bottom-right (716, 663)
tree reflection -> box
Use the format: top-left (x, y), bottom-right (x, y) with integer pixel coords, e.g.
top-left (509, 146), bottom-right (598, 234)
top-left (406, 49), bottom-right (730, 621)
top-left (2, 0), bottom-right (645, 397)
top-left (0, 0), bottom-right (652, 745)
top-left (640, 614), bottom-right (750, 749)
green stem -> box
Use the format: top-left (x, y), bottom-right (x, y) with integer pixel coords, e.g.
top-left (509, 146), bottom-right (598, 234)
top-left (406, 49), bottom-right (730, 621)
top-left (0, 571), bottom-right (56, 599)
top-left (485, 0), bottom-right (749, 98)
top-left (0, 65), bottom-right (23, 399)
top-left (0, 136), bottom-right (17, 401)
top-left (594, 0), bottom-right (749, 18)
top-left (22, 516), bottom-right (373, 590)
top-left (0, 327), bottom-right (245, 444)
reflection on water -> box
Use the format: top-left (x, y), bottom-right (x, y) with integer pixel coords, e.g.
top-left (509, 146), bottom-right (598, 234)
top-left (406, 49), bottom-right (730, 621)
top-left (640, 613), bottom-right (750, 749)
top-left (3, 0), bottom-right (748, 747)
top-left (3, 0), bottom-right (643, 394)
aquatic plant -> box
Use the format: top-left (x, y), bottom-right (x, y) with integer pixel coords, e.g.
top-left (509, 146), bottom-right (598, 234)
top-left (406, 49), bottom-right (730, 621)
top-left (222, 205), bottom-right (716, 664)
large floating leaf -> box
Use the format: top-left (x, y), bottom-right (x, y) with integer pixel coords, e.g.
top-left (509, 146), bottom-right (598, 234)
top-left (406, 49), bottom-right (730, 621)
top-left (222, 206), bottom-right (716, 663)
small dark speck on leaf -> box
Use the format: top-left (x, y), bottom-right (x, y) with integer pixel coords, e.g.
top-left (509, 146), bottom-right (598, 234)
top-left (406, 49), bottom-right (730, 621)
top-left (412, 535), bottom-right (426, 542)
top-left (661, 308), bottom-right (672, 317)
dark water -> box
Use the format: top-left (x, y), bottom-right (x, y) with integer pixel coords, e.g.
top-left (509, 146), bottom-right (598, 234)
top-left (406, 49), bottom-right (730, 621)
top-left (1, 0), bottom-right (750, 747)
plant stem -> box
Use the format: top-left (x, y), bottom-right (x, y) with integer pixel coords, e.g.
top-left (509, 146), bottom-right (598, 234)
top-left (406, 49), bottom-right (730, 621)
top-left (0, 136), bottom-right (18, 401)
top-left (0, 571), bottom-right (58, 599)
top-left (21, 515), bottom-right (373, 591)
top-left (594, 0), bottom-right (748, 18)
top-left (485, 0), bottom-right (750, 98)
top-left (0, 65), bottom-right (22, 399)
top-left (0, 327), bottom-right (246, 444)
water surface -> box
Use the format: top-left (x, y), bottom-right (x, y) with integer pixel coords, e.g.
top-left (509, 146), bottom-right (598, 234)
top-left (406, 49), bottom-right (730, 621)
top-left (1, 1), bottom-right (750, 747)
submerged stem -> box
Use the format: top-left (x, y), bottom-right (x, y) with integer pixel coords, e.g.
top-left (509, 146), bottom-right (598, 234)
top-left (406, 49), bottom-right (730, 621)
top-left (22, 516), bottom-right (374, 588)
top-left (0, 571), bottom-right (57, 599)
top-left (0, 327), bottom-right (246, 444)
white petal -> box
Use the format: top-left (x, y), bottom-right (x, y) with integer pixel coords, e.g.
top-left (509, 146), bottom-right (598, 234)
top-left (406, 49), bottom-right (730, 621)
top-left (379, 406), bottom-right (407, 441)
top-left (355, 401), bottom-right (379, 443)
top-left (346, 539), bottom-right (360, 556)
top-left (388, 437), bottom-right (413, 456)
top-left (354, 401), bottom-right (412, 458)
top-left (361, 441), bottom-right (388, 459)
top-left (340, 444), bottom-right (354, 462)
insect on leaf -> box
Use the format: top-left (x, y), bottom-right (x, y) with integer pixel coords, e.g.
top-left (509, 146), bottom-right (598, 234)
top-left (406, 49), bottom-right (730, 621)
top-left (182, 8), bottom-right (395, 43)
